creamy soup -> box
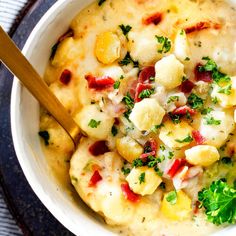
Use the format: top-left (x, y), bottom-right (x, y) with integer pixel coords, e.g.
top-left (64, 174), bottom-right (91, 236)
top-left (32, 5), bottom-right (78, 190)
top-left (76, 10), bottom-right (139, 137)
top-left (39, 0), bottom-right (236, 235)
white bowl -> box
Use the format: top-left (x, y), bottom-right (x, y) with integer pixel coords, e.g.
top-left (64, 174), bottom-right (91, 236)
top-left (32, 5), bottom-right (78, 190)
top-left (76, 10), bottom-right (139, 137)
top-left (10, 0), bottom-right (236, 235)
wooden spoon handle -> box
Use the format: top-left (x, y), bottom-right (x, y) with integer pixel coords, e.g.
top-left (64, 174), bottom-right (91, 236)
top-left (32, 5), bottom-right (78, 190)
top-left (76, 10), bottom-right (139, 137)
top-left (0, 26), bottom-right (81, 146)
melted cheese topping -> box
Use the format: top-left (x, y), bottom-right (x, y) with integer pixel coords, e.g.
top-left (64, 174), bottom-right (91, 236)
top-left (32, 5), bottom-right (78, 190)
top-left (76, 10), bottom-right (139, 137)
top-left (40, 0), bottom-right (236, 235)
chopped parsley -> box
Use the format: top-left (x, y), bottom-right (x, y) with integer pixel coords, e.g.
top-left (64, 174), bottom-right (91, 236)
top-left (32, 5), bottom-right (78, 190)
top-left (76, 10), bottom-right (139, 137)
top-left (175, 134), bottom-right (193, 143)
top-left (155, 36), bottom-right (172, 53)
top-left (160, 145), bottom-right (166, 151)
top-left (98, 0), bottom-right (106, 6)
top-left (198, 57), bottom-right (231, 85)
top-left (166, 191), bottom-right (177, 205)
top-left (132, 158), bottom-right (144, 168)
top-left (168, 113), bottom-right (181, 124)
top-left (121, 166), bottom-right (131, 175)
top-left (111, 125), bottom-right (118, 136)
top-left (119, 52), bottom-right (139, 67)
top-left (201, 107), bottom-right (214, 115)
top-left (168, 151), bottom-right (174, 159)
top-left (221, 157), bottom-right (233, 165)
top-left (139, 172), bottom-right (146, 184)
top-left (185, 57), bottom-right (190, 61)
top-left (151, 124), bottom-right (164, 133)
top-left (204, 116), bottom-right (221, 125)
top-left (38, 131), bottom-right (50, 146)
top-left (138, 88), bottom-right (155, 99)
top-left (212, 97), bottom-right (219, 104)
top-left (180, 29), bottom-right (185, 35)
top-left (88, 119), bottom-right (101, 128)
top-left (167, 96), bottom-right (179, 104)
top-left (187, 93), bottom-right (204, 110)
top-left (113, 81), bottom-right (120, 89)
top-left (122, 92), bottom-right (134, 120)
top-left (119, 24), bottom-right (132, 39)
top-left (218, 84), bottom-right (232, 95)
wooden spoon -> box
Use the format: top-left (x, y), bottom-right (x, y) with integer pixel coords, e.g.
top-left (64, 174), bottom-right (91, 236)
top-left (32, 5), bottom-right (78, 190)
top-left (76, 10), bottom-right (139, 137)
top-left (0, 26), bottom-right (82, 147)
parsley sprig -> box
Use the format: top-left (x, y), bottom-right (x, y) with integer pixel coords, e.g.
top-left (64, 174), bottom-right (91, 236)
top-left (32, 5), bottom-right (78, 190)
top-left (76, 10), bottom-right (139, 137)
top-left (198, 179), bottom-right (236, 225)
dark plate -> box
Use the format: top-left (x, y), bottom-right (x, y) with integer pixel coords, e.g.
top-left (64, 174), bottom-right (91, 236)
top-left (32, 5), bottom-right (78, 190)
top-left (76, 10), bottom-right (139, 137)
top-left (0, 0), bottom-right (74, 235)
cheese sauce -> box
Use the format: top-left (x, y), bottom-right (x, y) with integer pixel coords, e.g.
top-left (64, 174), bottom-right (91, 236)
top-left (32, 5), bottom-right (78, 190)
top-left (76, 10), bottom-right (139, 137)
top-left (40, 0), bottom-right (236, 235)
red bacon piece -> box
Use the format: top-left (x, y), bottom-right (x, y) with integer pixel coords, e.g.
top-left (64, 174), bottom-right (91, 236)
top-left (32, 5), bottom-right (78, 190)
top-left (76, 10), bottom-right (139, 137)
top-left (195, 63), bottom-right (213, 82)
top-left (121, 183), bottom-right (140, 202)
top-left (140, 151), bottom-right (156, 160)
top-left (180, 79), bottom-right (195, 93)
top-left (142, 12), bottom-right (163, 25)
top-left (185, 21), bottom-right (211, 34)
top-left (167, 159), bottom-right (187, 178)
top-left (60, 69), bottom-right (72, 85)
top-left (138, 66), bottom-right (155, 84)
top-left (172, 105), bottom-right (197, 116)
top-left (89, 141), bottom-right (110, 156)
top-left (135, 83), bottom-right (153, 102)
top-left (85, 74), bottom-right (115, 91)
top-left (89, 170), bottom-right (103, 187)
top-left (192, 130), bottom-right (206, 145)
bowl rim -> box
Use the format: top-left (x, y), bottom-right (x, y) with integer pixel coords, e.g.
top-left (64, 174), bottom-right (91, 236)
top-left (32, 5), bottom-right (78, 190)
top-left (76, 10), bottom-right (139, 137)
top-left (10, 0), bottom-right (94, 235)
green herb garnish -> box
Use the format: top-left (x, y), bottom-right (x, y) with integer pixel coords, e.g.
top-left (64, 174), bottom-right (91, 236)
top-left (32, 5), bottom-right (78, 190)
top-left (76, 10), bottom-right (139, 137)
top-left (113, 81), bottom-right (120, 89)
top-left (138, 88), bottom-right (155, 99)
top-left (139, 172), bottom-right (146, 184)
top-left (204, 116), bottom-right (221, 125)
top-left (201, 107), bottom-right (213, 115)
top-left (111, 125), bottom-right (118, 136)
top-left (221, 157), bottom-right (233, 165)
top-left (119, 52), bottom-right (139, 67)
top-left (98, 0), bottom-right (106, 6)
top-left (198, 179), bottom-right (236, 225)
top-left (218, 84), bottom-right (232, 95)
top-left (155, 36), bottom-right (172, 53)
top-left (187, 93), bottom-right (204, 110)
top-left (88, 119), bottom-right (101, 128)
top-left (167, 96), bottom-right (179, 104)
top-left (38, 131), bottom-right (50, 146)
top-left (166, 191), bottom-right (177, 205)
top-left (168, 113), bottom-right (181, 124)
top-left (175, 135), bottom-right (193, 143)
top-left (119, 24), bottom-right (132, 39)
top-left (121, 166), bottom-right (131, 175)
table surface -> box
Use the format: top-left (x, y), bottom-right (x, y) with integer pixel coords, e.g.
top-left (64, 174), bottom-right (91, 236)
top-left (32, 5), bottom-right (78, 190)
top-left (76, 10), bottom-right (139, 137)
top-left (0, 0), bottom-right (74, 235)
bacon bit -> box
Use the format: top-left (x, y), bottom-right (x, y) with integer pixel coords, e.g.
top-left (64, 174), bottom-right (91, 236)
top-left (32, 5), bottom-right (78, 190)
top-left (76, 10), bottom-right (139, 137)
top-left (114, 118), bottom-right (120, 125)
top-left (88, 170), bottom-right (103, 187)
top-left (85, 74), bottom-right (115, 91)
top-left (172, 105), bottom-right (197, 116)
top-left (135, 83), bottom-right (153, 102)
top-left (138, 66), bottom-right (155, 84)
top-left (143, 12), bottom-right (163, 25)
top-left (121, 183), bottom-right (140, 202)
top-left (128, 80), bottom-right (138, 99)
top-left (58, 28), bottom-right (74, 42)
top-left (144, 139), bottom-right (157, 153)
top-left (167, 159), bottom-right (187, 178)
top-left (60, 69), bottom-right (72, 85)
top-left (195, 63), bottom-right (213, 82)
top-left (89, 141), bottom-right (110, 156)
top-left (172, 166), bottom-right (189, 190)
top-left (140, 151), bottom-right (156, 160)
top-left (194, 201), bottom-right (201, 215)
top-left (185, 21), bottom-right (211, 34)
top-left (180, 79), bottom-right (195, 93)
top-left (192, 130), bottom-right (206, 145)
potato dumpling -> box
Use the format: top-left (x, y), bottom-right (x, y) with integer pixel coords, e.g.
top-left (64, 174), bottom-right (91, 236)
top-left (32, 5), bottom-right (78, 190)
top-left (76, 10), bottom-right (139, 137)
top-left (75, 105), bottom-right (114, 139)
top-left (129, 98), bottom-right (165, 131)
top-left (161, 190), bottom-right (192, 221)
top-left (95, 31), bottom-right (121, 64)
top-left (185, 145), bottom-right (220, 167)
top-left (116, 136), bottom-right (143, 163)
top-left (174, 29), bottom-right (190, 62)
top-left (128, 31), bottom-right (163, 66)
top-left (155, 54), bottom-right (184, 90)
top-left (159, 120), bottom-right (193, 149)
top-left (199, 110), bottom-right (235, 148)
top-left (211, 77), bottom-right (236, 108)
top-left (52, 38), bottom-right (80, 67)
top-left (126, 167), bottom-right (162, 196)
